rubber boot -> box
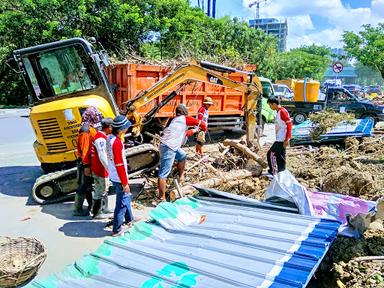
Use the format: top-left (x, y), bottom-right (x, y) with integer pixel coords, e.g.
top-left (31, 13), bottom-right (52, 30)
top-left (92, 199), bottom-right (111, 220)
top-left (102, 194), bottom-right (114, 214)
top-left (73, 194), bottom-right (89, 216)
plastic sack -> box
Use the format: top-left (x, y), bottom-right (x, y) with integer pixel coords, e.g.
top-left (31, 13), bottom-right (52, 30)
top-left (266, 169), bottom-right (377, 238)
top-left (266, 170), bottom-right (314, 215)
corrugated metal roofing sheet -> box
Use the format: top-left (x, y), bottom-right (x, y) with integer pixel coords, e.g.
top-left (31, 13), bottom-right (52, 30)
top-left (28, 196), bottom-right (340, 288)
top-left (291, 119), bottom-right (373, 145)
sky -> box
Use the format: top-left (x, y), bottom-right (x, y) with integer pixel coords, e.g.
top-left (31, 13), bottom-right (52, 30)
top-left (190, 0), bottom-right (384, 49)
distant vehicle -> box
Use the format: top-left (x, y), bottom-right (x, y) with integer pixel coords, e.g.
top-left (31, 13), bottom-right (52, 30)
top-left (273, 84), bottom-right (294, 100)
top-left (281, 87), bottom-right (384, 125)
top-left (367, 85), bottom-right (382, 96)
top-left (258, 77), bottom-right (277, 126)
top-left (323, 79), bottom-right (342, 88)
top-left (343, 84), bottom-right (362, 95)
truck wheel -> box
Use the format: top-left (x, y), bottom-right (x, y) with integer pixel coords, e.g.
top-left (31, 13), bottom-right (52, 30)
top-left (293, 113), bottom-right (307, 125)
top-left (362, 114), bottom-right (377, 126)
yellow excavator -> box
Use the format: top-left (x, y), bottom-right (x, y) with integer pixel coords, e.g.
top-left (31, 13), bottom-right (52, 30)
top-left (11, 38), bottom-right (262, 204)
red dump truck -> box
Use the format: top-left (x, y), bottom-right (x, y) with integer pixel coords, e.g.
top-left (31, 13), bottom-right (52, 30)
top-left (106, 63), bottom-right (256, 129)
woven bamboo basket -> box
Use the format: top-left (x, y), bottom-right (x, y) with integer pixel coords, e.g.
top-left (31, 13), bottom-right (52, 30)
top-left (0, 237), bottom-right (47, 287)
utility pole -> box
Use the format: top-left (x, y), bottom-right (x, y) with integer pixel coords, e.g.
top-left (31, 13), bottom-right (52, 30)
top-left (249, 0), bottom-right (268, 19)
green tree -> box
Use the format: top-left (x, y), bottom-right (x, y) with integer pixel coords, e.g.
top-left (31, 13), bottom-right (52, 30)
top-left (343, 23), bottom-right (384, 79)
top-left (0, 0), bottom-right (150, 105)
top-left (297, 44), bottom-right (331, 58)
top-left (355, 62), bottom-right (384, 86)
top-left (276, 45), bottom-right (331, 81)
top-left (139, 7), bottom-right (278, 78)
top-left (0, 0), bottom-right (279, 105)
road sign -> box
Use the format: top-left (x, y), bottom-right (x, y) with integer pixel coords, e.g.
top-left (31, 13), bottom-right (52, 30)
top-left (333, 62), bottom-right (343, 74)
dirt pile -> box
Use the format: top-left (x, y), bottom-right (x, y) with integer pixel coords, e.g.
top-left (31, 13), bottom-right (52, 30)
top-left (285, 137), bottom-right (384, 288)
top-left (323, 166), bottom-right (374, 197)
top-left (287, 137), bottom-right (384, 200)
top-left (320, 220), bottom-right (384, 288)
top-left (217, 176), bottom-right (270, 200)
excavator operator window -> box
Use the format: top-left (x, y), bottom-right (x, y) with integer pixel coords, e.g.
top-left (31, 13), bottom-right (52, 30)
top-left (22, 44), bottom-right (99, 101)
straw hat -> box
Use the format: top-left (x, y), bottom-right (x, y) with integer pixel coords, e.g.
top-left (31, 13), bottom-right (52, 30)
top-left (203, 97), bottom-right (214, 105)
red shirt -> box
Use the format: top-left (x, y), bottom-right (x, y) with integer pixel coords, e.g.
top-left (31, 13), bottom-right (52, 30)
top-left (91, 131), bottom-right (109, 178)
top-left (107, 135), bottom-right (129, 187)
top-left (197, 106), bottom-right (209, 124)
top-left (186, 116), bottom-right (207, 137)
top-left (276, 107), bottom-right (292, 141)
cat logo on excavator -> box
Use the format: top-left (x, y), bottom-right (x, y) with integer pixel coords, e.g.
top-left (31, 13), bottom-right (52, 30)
top-left (207, 73), bottom-right (223, 85)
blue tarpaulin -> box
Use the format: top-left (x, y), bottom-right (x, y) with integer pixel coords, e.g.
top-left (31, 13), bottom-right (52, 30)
top-left (27, 196), bottom-right (340, 288)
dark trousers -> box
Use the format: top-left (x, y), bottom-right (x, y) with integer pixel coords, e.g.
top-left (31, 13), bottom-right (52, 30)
top-left (77, 164), bottom-right (93, 206)
top-left (267, 141), bottom-right (286, 175)
top-left (112, 181), bottom-right (134, 233)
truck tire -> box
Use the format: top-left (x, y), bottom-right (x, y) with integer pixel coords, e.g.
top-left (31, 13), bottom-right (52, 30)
top-left (293, 112), bottom-right (307, 125)
top-left (362, 114), bottom-right (377, 126)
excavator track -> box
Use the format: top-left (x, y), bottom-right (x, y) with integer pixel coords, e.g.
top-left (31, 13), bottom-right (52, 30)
top-left (32, 144), bottom-right (159, 204)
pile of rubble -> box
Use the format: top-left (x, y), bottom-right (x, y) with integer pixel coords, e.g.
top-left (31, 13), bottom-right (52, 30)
top-left (331, 220), bottom-right (384, 288)
top-left (135, 134), bottom-right (384, 287)
top-left (285, 136), bottom-right (384, 288)
top-left (287, 136), bottom-right (384, 201)
top-left (137, 137), bottom-right (268, 204)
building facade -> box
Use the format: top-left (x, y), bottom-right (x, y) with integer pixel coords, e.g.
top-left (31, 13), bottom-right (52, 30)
top-left (324, 66), bottom-right (358, 84)
top-left (249, 18), bottom-right (288, 51)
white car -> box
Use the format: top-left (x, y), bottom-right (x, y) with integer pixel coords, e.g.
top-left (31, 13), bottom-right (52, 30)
top-left (273, 84), bottom-right (294, 100)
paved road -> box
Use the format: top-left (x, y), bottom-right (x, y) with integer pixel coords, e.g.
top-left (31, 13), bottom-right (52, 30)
top-left (0, 109), bottom-right (275, 281)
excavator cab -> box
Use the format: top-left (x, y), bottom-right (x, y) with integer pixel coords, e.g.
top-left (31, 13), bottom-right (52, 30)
top-left (13, 38), bottom-right (118, 172)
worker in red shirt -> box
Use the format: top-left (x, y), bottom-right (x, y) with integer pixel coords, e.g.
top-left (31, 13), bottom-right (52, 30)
top-left (74, 106), bottom-right (102, 216)
top-left (266, 97), bottom-right (292, 176)
top-left (106, 115), bottom-right (133, 237)
top-left (158, 104), bottom-right (207, 201)
top-left (195, 97), bottom-right (213, 155)
top-left (90, 117), bottom-right (114, 219)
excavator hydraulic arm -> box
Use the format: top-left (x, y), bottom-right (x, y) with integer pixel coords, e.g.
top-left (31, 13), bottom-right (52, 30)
top-left (126, 61), bottom-right (263, 145)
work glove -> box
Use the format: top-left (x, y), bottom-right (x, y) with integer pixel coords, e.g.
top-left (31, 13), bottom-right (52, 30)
top-left (197, 131), bottom-right (206, 144)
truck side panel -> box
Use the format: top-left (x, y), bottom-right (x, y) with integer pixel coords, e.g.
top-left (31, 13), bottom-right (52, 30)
top-left (107, 63), bottom-right (252, 117)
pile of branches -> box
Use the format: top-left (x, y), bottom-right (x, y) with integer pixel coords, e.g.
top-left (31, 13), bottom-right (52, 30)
top-left (308, 111), bottom-right (356, 140)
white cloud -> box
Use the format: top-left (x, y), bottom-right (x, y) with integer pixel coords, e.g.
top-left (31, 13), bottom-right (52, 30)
top-left (242, 0), bottom-right (384, 49)
top-left (372, 0), bottom-right (384, 16)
